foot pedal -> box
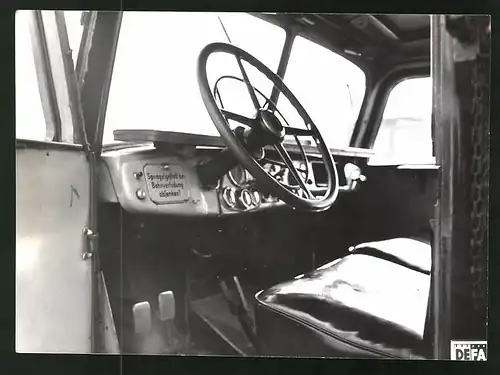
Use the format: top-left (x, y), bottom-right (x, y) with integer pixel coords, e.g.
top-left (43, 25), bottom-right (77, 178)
top-left (158, 291), bottom-right (183, 353)
top-left (132, 301), bottom-right (152, 335)
top-left (133, 301), bottom-right (165, 354)
top-left (159, 291), bottom-right (176, 321)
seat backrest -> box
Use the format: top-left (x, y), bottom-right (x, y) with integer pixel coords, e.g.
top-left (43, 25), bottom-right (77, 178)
top-left (349, 237), bottom-right (431, 274)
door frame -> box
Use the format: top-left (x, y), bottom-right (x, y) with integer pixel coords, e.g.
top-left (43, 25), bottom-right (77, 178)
top-left (17, 10), bottom-right (123, 353)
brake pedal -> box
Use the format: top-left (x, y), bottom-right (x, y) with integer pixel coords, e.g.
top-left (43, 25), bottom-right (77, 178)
top-left (132, 301), bottom-right (152, 335)
top-left (133, 301), bottom-right (166, 354)
top-left (159, 291), bottom-right (176, 321)
top-left (158, 290), bottom-right (183, 353)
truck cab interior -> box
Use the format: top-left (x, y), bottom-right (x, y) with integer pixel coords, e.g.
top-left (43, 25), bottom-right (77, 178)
top-left (15, 11), bottom-right (490, 359)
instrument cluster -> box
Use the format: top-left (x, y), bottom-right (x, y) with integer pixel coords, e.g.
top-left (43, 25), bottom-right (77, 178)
top-left (221, 163), bottom-right (280, 212)
top-left (220, 161), bottom-right (311, 212)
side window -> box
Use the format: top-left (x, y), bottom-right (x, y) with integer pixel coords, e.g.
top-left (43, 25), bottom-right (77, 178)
top-left (16, 11), bottom-right (50, 141)
top-left (16, 11), bottom-right (84, 142)
top-left (368, 77), bottom-right (434, 166)
top-left (64, 11), bottom-right (84, 68)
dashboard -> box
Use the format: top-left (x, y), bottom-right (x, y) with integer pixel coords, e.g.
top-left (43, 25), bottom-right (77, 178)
top-left (97, 130), bottom-right (372, 216)
top-left (218, 158), bottom-right (331, 214)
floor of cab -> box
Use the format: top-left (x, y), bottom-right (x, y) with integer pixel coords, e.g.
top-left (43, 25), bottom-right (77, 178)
top-left (114, 286), bottom-right (258, 356)
top-left (190, 289), bottom-right (258, 356)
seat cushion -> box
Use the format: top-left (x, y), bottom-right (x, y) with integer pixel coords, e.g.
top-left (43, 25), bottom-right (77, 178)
top-left (349, 238), bottom-right (432, 274)
top-left (255, 253), bottom-right (431, 358)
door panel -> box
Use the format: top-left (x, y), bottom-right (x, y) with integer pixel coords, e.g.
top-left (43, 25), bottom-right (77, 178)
top-left (312, 164), bottom-right (437, 269)
top-left (16, 144), bottom-right (91, 353)
top-left (346, 165), bottom-right (438, 244)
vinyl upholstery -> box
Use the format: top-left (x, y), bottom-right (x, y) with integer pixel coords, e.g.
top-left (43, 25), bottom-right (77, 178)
top-left (255, 239), bottom-right (431, 358)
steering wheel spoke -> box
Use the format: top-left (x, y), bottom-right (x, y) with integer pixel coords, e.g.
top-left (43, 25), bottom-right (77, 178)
top-left (235, 55), bottom-right (261, 111)
top-left (284, 126), bottom-right (314, 137)
top-left (221, 109), bottom-right (257, 128)
top-left (274, 144), bottom-right (313, 199)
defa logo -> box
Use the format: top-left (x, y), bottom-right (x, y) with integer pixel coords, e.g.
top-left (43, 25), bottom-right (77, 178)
top-left (451, 341), bottom-right (487, 361)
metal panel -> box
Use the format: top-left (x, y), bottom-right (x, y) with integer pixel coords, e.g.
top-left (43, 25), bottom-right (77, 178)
top-left (431, 14), bottom-right (457, 360)
top-left (431, 14), bottom-right (490, 359)
top-left (100, 146), bottom-right (221, 216)
top-left (16, 147), bottom-right (91, 353)
top-left (98, 272), bottom-right (120, 354)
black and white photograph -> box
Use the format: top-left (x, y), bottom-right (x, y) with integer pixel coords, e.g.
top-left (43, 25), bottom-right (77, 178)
top-left (15, 10), bottom-right (490, 360)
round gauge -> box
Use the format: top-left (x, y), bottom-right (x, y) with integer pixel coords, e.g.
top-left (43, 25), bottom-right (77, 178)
top-left (238, 189), bottom-right (253, 209)
top-left (222, 187), bottom-right (237, 208)
top-left (228, 165), bottom-right (250, 187)
top-left (250, 190), bottom-right (261, 206)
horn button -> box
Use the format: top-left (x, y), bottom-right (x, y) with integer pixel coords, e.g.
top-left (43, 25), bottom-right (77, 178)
top-left (259, 109), bottom-right (285, 141)
top-left (241, 109), bottom-right (286, 150)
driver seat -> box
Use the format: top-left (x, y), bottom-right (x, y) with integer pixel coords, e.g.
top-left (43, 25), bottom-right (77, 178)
top-left (254, 238), bottom-right (432, 359)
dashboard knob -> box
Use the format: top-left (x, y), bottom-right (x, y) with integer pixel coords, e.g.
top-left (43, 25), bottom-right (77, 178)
top-left (237, 189), bottom-right (253, 209)
top-left (136, 189), bottom-right (147, 200)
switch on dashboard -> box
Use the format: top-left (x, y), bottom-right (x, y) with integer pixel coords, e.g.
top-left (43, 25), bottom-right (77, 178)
top-left (339, 163), bottom-right (366, 192)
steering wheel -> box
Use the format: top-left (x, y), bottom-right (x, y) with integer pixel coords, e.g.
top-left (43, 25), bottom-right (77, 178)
top-left (197, 42), bottom-right (339, 212)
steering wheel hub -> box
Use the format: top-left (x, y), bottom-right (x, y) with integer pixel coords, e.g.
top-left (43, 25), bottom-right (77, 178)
top-left (258, 109), bottom-right (286, 143)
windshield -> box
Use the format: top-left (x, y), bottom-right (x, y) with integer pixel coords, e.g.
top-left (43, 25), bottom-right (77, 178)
top-left (103, 12), bottom-right (366, 148)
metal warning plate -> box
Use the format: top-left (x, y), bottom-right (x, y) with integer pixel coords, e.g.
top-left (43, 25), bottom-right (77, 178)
top-left (144, 164), bottom-right (190, 204)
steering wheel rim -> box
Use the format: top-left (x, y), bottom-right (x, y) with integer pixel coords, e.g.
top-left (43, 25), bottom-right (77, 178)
top-left (197, 42), bottom-right (339, 212)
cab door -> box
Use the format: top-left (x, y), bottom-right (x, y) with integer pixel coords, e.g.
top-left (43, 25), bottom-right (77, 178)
top-left (350, 76), bottom-right (438, 244)
top-left (15, 10), bottom-right (94, 353)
